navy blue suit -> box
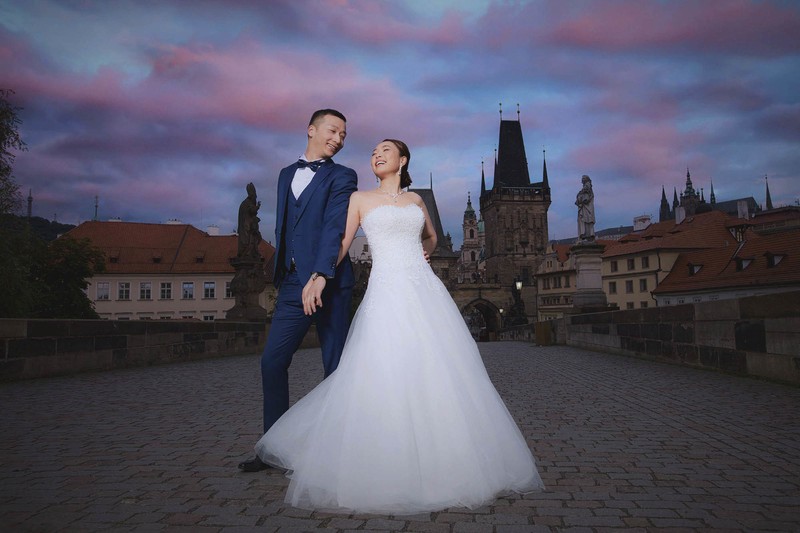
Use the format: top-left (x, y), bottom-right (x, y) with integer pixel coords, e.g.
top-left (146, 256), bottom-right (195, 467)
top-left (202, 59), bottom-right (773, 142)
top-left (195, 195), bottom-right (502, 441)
top-left (260, 159), bottom-right (357, 433)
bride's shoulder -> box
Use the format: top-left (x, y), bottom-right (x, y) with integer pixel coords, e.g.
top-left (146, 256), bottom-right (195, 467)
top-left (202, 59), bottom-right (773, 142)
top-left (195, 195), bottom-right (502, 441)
top-left (406, 192), bottom-right (426, 208)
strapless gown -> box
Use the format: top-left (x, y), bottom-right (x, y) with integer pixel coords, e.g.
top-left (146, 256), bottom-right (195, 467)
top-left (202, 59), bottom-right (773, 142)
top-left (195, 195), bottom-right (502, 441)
top-left (255, 203), bottom-right (544, 514)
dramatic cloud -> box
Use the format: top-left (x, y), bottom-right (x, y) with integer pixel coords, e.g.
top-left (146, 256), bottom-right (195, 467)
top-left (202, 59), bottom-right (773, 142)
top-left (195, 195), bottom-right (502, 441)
top-left (1, 0), bottom-right (798, 245)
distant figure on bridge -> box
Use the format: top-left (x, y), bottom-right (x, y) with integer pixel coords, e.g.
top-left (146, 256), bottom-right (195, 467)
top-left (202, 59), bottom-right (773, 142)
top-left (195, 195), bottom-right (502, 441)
top-left (575, 174), bottom-right (595, 242)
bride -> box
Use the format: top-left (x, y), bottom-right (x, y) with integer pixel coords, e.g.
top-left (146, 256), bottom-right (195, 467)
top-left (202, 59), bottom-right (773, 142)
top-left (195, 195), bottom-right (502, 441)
top-left (255, 139), bottom-right (544, 514)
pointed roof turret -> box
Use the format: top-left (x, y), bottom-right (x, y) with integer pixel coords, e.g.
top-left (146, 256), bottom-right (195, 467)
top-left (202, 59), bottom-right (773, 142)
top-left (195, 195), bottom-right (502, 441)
top-left (673, 187), bottom-right (679, 209)
top-left (480, 160), bottom-right (486, 196)
top-left (766, 175), bottom-right (774, 210)
top-left (710, 179), bottom-right (716, 204)
top-left (542, 148), bottom-right (550, 191)
top-left (495, 119), bottom-right (531, 187)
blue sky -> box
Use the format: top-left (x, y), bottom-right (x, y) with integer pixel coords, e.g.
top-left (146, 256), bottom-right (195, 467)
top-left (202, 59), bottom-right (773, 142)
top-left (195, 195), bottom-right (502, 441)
top-left (2, 0), bottom-right (798, 246)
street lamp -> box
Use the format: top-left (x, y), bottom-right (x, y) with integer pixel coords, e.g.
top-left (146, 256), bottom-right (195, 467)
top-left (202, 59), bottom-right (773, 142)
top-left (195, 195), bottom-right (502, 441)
top-left (515, 279), bottom-right (523, 291)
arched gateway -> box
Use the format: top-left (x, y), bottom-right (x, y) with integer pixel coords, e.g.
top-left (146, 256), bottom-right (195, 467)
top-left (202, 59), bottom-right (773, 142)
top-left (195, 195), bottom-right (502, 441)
top-left (461, 298), bottom-right (502, 342)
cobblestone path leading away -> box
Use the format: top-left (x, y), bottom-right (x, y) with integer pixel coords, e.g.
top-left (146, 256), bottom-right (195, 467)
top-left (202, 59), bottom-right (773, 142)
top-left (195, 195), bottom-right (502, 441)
top-left (1, 342), bottom-right (799, 532)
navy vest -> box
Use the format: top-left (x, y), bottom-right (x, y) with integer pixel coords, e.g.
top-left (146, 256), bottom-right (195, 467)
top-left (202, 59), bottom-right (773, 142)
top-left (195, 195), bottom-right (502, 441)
top-left (283, 190), bottom-right (302, 271)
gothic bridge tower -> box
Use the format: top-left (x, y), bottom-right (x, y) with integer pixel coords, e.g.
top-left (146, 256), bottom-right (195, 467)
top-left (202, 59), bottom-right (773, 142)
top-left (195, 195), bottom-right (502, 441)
top-left (479, 107), bottom-right (551, 289)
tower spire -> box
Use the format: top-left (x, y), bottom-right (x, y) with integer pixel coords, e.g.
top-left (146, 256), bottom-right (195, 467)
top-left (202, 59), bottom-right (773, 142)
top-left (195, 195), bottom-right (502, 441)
top-left (516, 102), bottom-right (520, 122)
top-left (765, 174), bottom-right (774, 210)
top-left (480, 159), bottom-right (486, 196)
top-left (498, 102), bottom-right (502, 121)
top-left (710, 178), bottom-right (716, 204)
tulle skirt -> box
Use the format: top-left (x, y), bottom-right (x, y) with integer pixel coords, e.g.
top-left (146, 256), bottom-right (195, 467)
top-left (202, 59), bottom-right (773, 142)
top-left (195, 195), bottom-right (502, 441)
top-left (255, 268), bottom-right (544, 514)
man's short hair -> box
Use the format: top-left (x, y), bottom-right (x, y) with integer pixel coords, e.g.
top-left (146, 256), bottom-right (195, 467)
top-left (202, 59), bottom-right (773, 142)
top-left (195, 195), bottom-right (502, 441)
top-left (309, 109), bottom-right (346, 126)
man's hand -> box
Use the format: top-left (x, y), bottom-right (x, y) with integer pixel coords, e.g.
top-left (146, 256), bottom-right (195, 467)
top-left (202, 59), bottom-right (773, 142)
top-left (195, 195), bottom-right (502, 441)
top-left (302, 275), bottom-right (327, 315)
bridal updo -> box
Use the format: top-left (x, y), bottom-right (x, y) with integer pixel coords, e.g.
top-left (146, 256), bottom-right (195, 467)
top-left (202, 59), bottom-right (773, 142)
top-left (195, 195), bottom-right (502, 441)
top-left (382, 138), bottom-right (412, 189)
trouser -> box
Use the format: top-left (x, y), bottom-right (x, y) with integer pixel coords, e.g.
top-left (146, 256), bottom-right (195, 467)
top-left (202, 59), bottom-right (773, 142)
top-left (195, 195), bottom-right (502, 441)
top-left (259, 271), bottom-right (352, 434)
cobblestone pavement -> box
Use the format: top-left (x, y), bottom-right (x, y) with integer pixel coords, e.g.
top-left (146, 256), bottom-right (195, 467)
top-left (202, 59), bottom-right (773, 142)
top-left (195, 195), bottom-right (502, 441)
top-left (2, 342), bottom-right (800, 532)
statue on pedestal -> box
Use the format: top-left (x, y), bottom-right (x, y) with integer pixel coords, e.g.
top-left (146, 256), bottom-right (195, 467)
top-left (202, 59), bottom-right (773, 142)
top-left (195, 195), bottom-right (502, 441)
top-left (226, 183), bottom-right (269, 321)
top-left (575, 175), bottom-right (595, 242)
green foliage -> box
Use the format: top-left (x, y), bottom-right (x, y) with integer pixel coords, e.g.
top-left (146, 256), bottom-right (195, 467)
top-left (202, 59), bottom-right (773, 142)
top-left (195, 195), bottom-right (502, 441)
top-left (0, 89), bottom-right (27, 215)
top-left (0, 225), bottom-right (105, 319)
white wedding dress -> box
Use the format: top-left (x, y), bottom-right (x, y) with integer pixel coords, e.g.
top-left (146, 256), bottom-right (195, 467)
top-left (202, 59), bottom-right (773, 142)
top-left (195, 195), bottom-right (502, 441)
top-left (255, 203), bottom-right (543, 514)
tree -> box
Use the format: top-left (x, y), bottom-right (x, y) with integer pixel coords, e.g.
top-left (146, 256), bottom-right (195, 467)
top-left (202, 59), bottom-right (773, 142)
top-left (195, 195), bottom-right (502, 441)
top-left (1, 88), bottom-right (27, 215)
top-left (31, 236), bottom-right (106, 319)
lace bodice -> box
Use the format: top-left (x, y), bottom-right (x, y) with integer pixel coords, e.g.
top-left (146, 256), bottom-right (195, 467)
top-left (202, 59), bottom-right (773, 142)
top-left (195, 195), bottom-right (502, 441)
top-left (361, 204), bottom-right (426, 275)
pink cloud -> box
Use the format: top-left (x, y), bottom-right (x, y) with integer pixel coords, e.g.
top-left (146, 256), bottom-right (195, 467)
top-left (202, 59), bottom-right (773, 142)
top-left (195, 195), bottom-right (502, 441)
top-left (546, 0), bottom-right (800, 56)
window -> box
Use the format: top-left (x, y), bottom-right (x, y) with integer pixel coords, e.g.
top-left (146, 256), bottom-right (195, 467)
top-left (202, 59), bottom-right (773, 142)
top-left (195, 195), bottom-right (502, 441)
top-left (118, 282), bottom-right (130, 300)
top-left (225, 281), bottom-right (233, 298)
top-left (641, 301), bottom-right (648, 308)
top-left (625, 280), bottom-right (634, 293)
top-left (611, 260), bottom-right (618, 272)
top-left (766, 253), bottom-right (785, 268)
top-left (626, 302), bottom-right (635, 309)
top-left (639, 279), bottom-right (648, 292)
top-left (139, 282), bottom-right (152, 300)
top-left (564, 276), bottom-right (570, 288)
top-left (96, 282), bottom-right (110, 301)
top-left (182, 282), bottom-right (194, 299)
top-left (693, 296), bottom-right (702, 303)
top-left (160, 282), bottom-right (172, 300)
top-left (736, 258), bottom-right (752, 271)
top-left (627, 258), bottom-right (635, 271)
top-left (609, 281), bottom-right (617, 294)
top-left (203, 314), bottom-right (215, 321)
top-left (469, 229), bottom-right (474, 239)
top-left (677, 297), bottom-right (685, 304)
top-left (688, 263), bottom-right (702, 275)
top-left (203, 281), bottom-right (216, 299)
top-left (641, 256), bottom-right (650, 269)
top-left (470, 251), bottom-right (476, 261)
top-left (543, 278), bottom-right (550, 289)
top-left (553, 276), bottom-right (562, 288)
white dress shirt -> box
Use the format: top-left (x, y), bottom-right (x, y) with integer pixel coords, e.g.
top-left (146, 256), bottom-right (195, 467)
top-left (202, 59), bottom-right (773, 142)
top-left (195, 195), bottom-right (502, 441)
top-left (291, 156), bottom-right (325, 198)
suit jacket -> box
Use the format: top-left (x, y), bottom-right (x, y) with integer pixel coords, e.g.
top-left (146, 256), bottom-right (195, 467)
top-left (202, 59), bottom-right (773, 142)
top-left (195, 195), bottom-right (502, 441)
top-left (273, 159), bottom-right (358, 289)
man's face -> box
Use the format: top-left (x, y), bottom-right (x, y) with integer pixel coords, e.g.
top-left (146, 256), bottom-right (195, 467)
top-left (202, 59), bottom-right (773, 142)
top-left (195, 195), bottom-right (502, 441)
top-left (306, 114), bottom-right (346, 160)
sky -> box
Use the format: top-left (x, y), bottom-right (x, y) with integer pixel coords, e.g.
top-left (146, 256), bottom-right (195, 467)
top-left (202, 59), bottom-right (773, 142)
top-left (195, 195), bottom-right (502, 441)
top-left (2, 0), bottom-right (799, 246)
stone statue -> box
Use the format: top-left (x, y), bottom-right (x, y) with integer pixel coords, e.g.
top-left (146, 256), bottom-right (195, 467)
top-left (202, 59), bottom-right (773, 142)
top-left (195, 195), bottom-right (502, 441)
top-left (575, 175), bottom-right (595, 242)
top-left (237, 182), bottom-right (262, 259)
top-left (227, 183), bottom-right (269, 321)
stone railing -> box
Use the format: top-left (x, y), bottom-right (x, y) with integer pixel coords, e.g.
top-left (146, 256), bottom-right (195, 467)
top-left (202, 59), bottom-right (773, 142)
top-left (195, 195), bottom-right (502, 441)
top-left (556, 290), bottom-right (800, 385)
top-left (0, 319), bottom-right (318, 382)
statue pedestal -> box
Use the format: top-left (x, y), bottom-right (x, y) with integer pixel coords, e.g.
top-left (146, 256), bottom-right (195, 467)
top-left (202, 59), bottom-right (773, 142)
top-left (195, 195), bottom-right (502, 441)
top-left (570, 242), bottom-right (608, 312)
top-left (225, 257), bottom-right (269, 322)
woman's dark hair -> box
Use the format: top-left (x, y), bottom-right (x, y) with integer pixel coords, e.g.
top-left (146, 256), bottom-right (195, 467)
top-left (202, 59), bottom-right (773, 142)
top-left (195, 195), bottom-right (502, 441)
top-left (382, 138), bottom-right (412, 188)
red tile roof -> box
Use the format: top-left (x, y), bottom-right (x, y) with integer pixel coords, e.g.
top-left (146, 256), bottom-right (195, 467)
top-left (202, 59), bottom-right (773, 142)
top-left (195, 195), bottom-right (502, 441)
top-left (603, 210), bottom-right (739, 258)
top-left (64, 221), bottom-right (275, 280)
top-left (653, 227), bottom-right (800, 294)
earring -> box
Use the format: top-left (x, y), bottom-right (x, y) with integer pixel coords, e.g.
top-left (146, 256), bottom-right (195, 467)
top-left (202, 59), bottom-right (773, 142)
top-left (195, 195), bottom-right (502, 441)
top-left (397, 164), bottom-right (403, 177)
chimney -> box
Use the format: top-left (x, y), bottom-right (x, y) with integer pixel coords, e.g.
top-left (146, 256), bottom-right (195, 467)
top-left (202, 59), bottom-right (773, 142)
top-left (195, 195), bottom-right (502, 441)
top-left (108, 217), bottom-right (122, 222)
top-left (674, 206), bottom-right (686, 224)
top-left (166, 218), bottom-right (182, 225)
top-left (207, 225), bottom-right (220, 236)
top-left (633, 214), bottom-right (651, 231)
top-left (737, 199), bottom-right (749, 219)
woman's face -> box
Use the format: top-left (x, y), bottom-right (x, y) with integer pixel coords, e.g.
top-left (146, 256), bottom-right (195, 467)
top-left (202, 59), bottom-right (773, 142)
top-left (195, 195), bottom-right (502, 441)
top-left (371, 141), bottom-right (405, 177)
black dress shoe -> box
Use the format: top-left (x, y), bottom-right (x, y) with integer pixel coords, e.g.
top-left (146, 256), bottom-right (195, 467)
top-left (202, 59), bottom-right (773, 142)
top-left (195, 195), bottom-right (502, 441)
top-left (238, 456), bottom-right (270, 472)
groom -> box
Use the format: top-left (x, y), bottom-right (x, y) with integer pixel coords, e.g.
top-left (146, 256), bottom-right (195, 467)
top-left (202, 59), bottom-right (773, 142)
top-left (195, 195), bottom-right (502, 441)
top-left (239, 109), bottom-right (358, 472)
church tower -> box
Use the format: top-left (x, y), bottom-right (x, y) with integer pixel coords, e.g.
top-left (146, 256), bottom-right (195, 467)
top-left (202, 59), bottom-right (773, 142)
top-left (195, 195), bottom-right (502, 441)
top-left (458, 192), bottom-right (482, 282)
top-left (479, 107), bottom-right (551, 287)
top-left (680, 168), bottom-right (700, 216)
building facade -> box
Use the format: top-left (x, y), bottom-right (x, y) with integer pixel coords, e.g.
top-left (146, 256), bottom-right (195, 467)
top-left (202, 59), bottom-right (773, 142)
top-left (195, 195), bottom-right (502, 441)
top-left (66, 220), bottom-right (276, 320)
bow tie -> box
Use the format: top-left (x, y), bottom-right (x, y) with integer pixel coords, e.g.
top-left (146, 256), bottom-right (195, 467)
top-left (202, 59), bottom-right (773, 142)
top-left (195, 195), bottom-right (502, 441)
top-left (297, 159), bottom-right (325, 172)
